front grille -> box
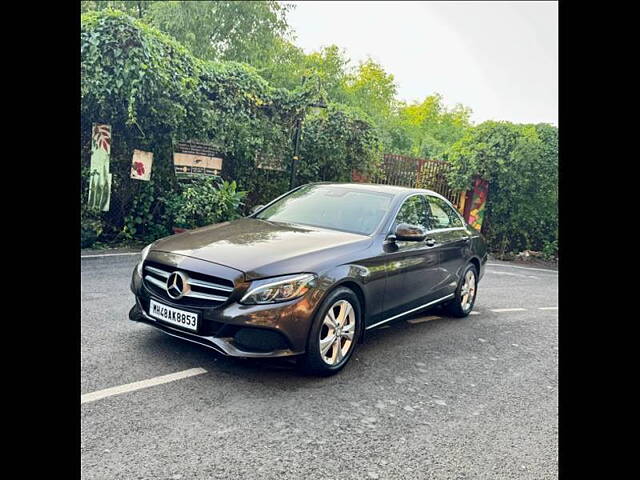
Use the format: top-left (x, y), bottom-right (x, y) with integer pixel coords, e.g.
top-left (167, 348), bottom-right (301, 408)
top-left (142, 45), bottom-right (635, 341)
top-left (143, 260), bottom-right (235, 308)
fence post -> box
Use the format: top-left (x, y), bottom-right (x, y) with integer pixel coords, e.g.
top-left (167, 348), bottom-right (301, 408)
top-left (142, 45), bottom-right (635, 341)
top-left (415, 158), bottom-right (425, 188)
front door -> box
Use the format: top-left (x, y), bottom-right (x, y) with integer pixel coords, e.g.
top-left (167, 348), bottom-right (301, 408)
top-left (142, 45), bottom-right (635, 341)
top-left (382, 195), bottom-right (447, 320)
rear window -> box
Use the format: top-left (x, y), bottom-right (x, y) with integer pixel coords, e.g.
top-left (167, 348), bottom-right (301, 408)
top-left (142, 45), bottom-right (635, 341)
top-left (426, 195), bottom-right (464, 229)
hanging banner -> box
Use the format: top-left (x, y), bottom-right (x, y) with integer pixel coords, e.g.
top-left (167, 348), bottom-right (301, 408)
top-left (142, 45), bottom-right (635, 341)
top-left (131, 149), bottom-right (153, 181)
top-left (173, 141), bottom-right (223, 177)
top-left (467, 177), bottom-right (489, 231)
top-left (87, 124), bottom-right (112, 212)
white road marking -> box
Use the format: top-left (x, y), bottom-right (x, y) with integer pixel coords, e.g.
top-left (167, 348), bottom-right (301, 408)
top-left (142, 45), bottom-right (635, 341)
top-left (486, 263), bottom-right (558, 274)
top-left (407, 315), bottom-right (441, 324)
top-left (486, 269), bottom-right (538, 279)
top-left (490, 308), bottom-right (528, 313)
top-left (470, 311), bottom-right (480, 315)
top-left (538, 307), bottom-right (558, 310)
top-left (81, 368), bottom-right (207, 404)
top-left (81, 252), bottom-right (140, 258)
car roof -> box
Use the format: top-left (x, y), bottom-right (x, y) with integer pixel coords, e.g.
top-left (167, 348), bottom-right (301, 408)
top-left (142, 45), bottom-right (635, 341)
top-left (307, 182), bottom-right (441, 198)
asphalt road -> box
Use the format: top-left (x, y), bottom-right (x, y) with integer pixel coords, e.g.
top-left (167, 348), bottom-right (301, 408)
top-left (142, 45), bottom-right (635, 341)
top-left (81, 253), bottom-right (558, 480)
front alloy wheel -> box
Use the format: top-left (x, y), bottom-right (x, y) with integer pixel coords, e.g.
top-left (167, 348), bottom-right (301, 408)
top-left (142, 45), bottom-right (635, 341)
top-left (300, 287), bottom-right (362, 376)
top-left (319, 300), bottom-right (356, 365)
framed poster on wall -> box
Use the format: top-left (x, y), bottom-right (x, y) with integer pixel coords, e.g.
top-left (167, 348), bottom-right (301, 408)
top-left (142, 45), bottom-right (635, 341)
top-left (131, 149), bottom-right (153, 181)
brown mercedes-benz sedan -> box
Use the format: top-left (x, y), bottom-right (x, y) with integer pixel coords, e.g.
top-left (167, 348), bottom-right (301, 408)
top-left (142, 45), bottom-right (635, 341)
top-left (129, 182), bottom-right (488, 375)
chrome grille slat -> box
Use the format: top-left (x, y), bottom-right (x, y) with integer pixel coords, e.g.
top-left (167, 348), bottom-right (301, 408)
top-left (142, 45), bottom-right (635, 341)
top-left (187, 278), bottom-right (234, 292)
top-left (144, 265), bottom-right (170, 278)
top-left (144, 275), bottom-right (167, 289)
top-left (185, 291), bottom-right (229, 302)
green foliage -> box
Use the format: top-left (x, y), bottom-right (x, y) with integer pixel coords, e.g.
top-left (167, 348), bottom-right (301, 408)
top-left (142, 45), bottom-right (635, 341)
top-left (343, 59), bottom-right (398, 123)
top-left (392, 94), bottom-right (473, 158)
top-left (162, 177), bottom-right (247, 230)
top-left (542, 238), bottom-right (558, 261)
top-left (81, 206), bottom-right (104, 248)
top-left (446, 121), bottom-right (558, 254)
top-left (258, 47), bottom-right (471, 159)
top-left (81, 9), bottom-right (310, 147)
top-left (81, 6), bottom-right (471, 162)
top-left (81, 1), bottom-right (148, 17)
top-left (296, 103), bottom-right (382, 184)
top-left (80, 10), bottom-right (336, 244)
top-left (82, 1), bottom-right (293, 67)
top-left (121, 181), bottom-right (168, 242)
top-left (267, 49), bottom-right (470, 159)
top-left (144, 1), bottom-right (293, 65)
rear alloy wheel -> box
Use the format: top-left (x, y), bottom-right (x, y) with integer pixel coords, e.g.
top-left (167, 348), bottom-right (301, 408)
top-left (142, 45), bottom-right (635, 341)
top-left (444, 263), bottom-right (478, 318)
top-left (299, 287), bottom-right (362, 376)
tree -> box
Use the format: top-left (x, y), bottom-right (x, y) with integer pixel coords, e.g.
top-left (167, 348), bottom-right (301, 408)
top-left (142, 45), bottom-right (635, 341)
top-left (397, 94), bottom-right (472, 158)
top-left (144, 1), bottom-right (293, 65)
top-left (80, 2), bottom-right (472, 160)
top-left (82, 1), bottom-right (294, 67)
top-left (446, 121), bottom-right (558, 254)
top-left (296, 104), bottom-right (382, 185)
top-left (257, 43), bottom-right (352, 99)
top-left (343, 58), bottom-right (398, 122)
top-left (81, 1), bottom-right (149, 17)
top-left (254, 38), bottom-right (308, 91)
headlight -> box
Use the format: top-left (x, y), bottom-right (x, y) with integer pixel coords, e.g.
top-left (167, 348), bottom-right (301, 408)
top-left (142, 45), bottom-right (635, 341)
top-left (136, 243), bottom-right (152, 276)
top-left (240, 273), bottom-right (316, 305)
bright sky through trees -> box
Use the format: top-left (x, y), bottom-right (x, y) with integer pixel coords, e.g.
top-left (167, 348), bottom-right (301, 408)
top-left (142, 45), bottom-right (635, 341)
top-left (287, 1), bottom-right (558, 125)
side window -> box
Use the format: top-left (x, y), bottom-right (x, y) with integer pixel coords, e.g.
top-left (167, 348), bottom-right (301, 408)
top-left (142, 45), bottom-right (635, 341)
top-left (394, 195), bottom-right (429, 230)
top-left (426, 195), bottom-right (463, 230)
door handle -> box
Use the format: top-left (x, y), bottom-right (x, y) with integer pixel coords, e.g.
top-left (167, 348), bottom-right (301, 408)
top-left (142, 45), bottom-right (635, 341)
top-left (425, 238), bottom-right (436, 247)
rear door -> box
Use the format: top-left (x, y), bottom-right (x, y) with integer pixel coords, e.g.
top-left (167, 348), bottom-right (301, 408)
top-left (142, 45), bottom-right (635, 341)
top-left (423, 194), bottom-right (471, 298)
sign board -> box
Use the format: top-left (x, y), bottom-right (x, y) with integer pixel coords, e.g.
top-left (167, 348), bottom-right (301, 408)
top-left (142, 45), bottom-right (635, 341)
top-left (255, 153), bottom-right (286, 172)
top-left (130, 149), bottom-right (153, 181)
top-left (173, 141), bottom-right (223, 177)
top-left (87, 123), bottom-right (112, 211)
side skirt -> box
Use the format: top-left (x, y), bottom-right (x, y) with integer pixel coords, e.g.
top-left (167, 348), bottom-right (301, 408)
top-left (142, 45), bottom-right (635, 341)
top-left (364, 293), bottom-right (455, 331)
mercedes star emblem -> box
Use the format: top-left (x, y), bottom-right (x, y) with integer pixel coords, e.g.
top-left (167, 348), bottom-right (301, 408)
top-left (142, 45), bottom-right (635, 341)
top-left (166, 271), bottom-right (190, 300)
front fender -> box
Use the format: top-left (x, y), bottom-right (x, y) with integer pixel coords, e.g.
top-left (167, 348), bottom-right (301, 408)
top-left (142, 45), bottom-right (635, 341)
top-left (314, 262), bottom-right (385, 325)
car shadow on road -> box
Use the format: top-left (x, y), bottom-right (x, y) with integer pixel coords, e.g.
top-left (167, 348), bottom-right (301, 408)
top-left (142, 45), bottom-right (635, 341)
top-left (135, 305), bottom-right (463, 384)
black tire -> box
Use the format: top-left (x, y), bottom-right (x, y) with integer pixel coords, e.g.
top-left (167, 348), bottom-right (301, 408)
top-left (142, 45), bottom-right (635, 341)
top-left (298, 287), bottom-right (363, 376)
top-left (443, 263), bottom-right (478, 318)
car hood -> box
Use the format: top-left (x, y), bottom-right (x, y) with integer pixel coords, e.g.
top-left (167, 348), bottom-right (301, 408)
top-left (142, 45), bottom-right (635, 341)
top-left (151, 217), bottom-right (372, 280)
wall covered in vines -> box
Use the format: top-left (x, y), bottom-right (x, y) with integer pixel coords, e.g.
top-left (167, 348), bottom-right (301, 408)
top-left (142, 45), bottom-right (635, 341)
top-left (81, 10), bottom-right (382, 246)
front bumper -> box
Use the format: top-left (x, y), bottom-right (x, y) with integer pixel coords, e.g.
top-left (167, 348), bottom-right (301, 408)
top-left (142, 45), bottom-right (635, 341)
top-left (130, 262), bottom-right (322, 358)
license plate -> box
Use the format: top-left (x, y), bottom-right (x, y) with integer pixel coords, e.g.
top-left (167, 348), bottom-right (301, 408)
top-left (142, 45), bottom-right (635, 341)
top-left (149, 299), bottom-right (198, 332)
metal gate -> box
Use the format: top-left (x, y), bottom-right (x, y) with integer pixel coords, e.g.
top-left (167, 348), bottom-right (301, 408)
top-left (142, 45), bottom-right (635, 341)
top-left (353, 153), bottom-right (462, 207)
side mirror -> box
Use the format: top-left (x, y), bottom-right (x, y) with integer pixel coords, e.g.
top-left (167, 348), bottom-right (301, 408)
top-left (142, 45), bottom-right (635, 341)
top-left (249, 204), bottom-right (264, 216)
top-left (394, 223), bottom-right (427, 242)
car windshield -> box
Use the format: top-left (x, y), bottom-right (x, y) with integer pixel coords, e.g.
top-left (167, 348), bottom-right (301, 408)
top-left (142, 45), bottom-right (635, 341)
top-left (255, 185), bottom-right (394, 235)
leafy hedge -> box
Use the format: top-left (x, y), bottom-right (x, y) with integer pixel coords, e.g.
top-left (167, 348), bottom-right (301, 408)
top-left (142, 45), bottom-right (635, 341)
top-left (81, 10), bottom-right (381, 246)
top-left (446, 121), bottom-right (558, 256)
top-left (297, 104), bottom-right (382, 183)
